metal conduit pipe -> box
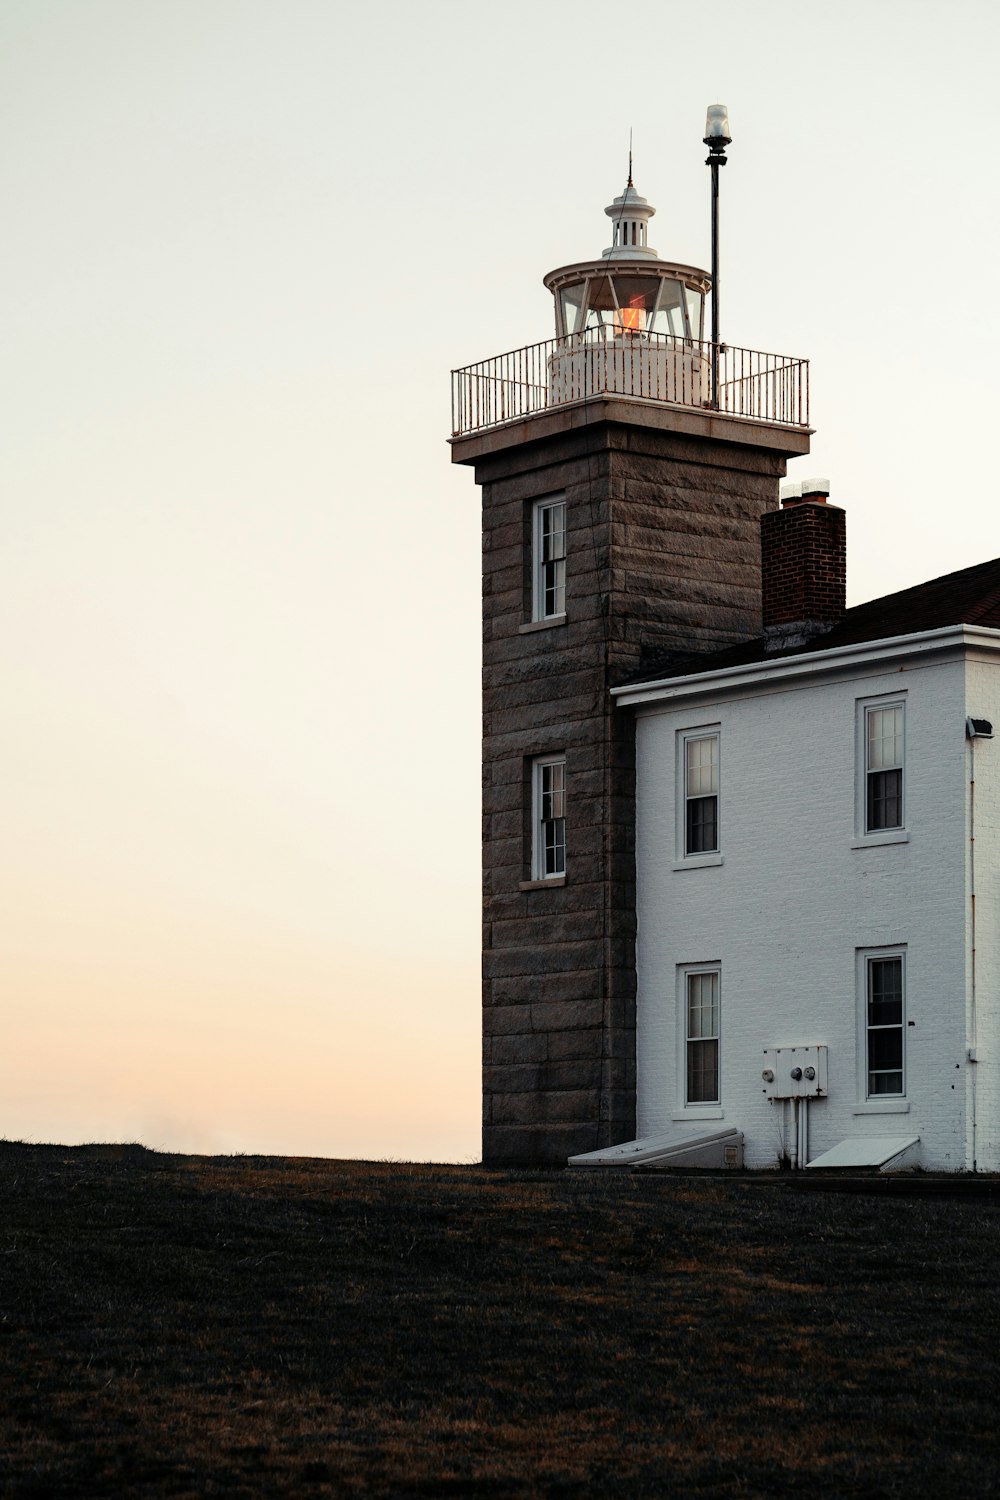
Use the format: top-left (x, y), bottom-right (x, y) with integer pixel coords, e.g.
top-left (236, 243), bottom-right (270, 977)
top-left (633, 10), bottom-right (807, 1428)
top-left (789, 1098), bottom-right (799, 1170)
top-left (965, 716), bottom-right (993, 1171)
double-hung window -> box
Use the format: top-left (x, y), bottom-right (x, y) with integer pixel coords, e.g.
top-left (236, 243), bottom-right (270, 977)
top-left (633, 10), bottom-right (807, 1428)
top-left (532, 498), bottom-right (566, 621)
top-left (532, 755), bottom-right (566, 880)
top-left (865, 702), bottom-right (904, 832)
top-left (683, 732), bottom-right (720, 855)
top-left (684, 967), bottom-right (720, 1105)
top-left (864, 953), bottom-right (905, 1097)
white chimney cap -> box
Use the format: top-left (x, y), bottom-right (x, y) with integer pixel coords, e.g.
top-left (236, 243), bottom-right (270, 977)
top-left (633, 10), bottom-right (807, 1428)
top-left (800, 478), bottom-right (831, 497)
top-left (779, 481), bottom-right (802, 501)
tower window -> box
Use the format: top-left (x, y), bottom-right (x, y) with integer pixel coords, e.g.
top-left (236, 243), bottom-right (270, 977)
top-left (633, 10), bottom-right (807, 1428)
top-left (531, 497), bottom-right (566, 621)
top-left (531, 756), bottom-right (566, 880)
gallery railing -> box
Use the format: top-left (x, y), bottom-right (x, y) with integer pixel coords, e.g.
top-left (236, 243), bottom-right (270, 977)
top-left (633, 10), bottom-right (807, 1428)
top-left (451, 329), bottom-right (809, 438)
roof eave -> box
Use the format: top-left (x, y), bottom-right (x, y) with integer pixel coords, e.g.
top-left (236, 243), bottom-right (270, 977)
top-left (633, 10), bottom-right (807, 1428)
top-left (611, 625), bottom-right (1000, 708)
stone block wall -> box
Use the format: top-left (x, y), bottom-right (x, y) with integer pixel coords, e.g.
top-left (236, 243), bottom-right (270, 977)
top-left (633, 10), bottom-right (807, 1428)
top-left (457, 407), bottom-right (799, 1165)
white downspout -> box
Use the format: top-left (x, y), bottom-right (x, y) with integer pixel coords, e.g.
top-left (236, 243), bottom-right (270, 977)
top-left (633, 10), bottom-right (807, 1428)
top-left (969, 733), bottom-right (978, 1172)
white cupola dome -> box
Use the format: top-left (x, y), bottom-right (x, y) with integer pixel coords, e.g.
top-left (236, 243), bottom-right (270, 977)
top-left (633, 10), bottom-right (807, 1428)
top-left (602, 177), bottom-right (658, 259)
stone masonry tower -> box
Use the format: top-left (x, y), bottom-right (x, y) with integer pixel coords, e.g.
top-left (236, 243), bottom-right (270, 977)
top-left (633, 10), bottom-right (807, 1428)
top-left (451, 169), bottom-right (811, 1166)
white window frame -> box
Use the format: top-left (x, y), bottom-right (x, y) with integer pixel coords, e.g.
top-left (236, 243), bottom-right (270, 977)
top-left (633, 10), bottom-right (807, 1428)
top-left (674, 727), bottom-right (722, 868)
top-left (676, 964), bottom-right (722, 1115)
top-left (855, 695), bottom-right (906, 844)
top-left (855, 947), bottom-right (907, 1108)
top-left (531, 496), bottom-right (567, 623)
top-left (531, 755), bottom-right (566, 881)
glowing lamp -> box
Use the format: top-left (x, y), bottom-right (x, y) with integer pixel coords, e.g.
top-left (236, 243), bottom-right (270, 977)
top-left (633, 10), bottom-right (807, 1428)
top-left (616, 296), bottom-right (647, 334)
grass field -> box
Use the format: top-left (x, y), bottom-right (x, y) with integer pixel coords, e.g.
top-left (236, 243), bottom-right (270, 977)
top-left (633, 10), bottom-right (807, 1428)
top-left (1, 1143), bottom-right (998, 1498)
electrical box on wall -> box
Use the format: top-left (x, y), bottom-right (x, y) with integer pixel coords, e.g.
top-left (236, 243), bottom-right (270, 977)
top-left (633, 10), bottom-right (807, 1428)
top-left (761, 1045), bottom-right (828, 1099)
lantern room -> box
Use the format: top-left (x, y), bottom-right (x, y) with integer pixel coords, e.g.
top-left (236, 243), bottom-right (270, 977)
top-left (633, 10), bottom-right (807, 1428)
top-left (450, 146), bottom-right (811, 439)
top-left (543, 178), bottom-right (710, 346)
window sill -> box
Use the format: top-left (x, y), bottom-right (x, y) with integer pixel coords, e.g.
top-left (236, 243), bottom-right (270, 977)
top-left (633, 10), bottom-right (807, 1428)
top-left (851, 831), bottom-right (909, 850)
top-left (672, 854), bottom-right (723, 871)
top-left (519, 614), bottom-right (567, 635)
top-left (853, 1100), bottom-right (910, 1115)
top-left (672, 1107), bottom-right (724, 1121)
top-left (519, 876), bottom-right (566, 891)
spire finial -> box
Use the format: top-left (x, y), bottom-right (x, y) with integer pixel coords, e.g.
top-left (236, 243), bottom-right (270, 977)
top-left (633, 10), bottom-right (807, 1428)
top-left (627, 127), bottom-right (633, 188)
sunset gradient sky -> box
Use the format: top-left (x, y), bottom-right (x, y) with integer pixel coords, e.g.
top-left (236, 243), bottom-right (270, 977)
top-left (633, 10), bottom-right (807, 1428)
top-left (3, 0), bottom-right (999, 1159)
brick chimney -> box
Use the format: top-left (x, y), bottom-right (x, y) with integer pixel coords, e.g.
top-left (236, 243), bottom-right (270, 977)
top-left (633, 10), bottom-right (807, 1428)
top-left (761, 479), bottom-right (846, 651)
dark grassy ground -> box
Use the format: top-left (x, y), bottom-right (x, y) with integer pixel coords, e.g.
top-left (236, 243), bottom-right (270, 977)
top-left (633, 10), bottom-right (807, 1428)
top-left (1, 1145), bottom-right (998, 1498)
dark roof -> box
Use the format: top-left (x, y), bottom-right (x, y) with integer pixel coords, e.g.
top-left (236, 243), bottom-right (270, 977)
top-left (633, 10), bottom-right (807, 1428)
top-left (628, 554), bottom-right (1000, 686)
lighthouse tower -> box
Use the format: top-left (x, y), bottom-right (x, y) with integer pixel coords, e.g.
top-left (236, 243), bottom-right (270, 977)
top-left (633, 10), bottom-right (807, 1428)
top-left (451, 168), bottom-right (811, 1167)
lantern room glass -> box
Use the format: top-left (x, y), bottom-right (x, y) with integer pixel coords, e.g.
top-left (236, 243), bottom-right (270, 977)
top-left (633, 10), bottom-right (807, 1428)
top-left (583, 276), bottom-right (617, 332)
top-left (686, 286), bottom-right (704, 342)
top-left (555, 274), bottom-right (703, 343)
top-left (559, 284), bottom-right (585, 336)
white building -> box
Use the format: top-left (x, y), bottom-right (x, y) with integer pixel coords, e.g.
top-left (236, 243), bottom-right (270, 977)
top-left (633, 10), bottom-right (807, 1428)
top-left (608, 491), bottom-right (1000, 1173)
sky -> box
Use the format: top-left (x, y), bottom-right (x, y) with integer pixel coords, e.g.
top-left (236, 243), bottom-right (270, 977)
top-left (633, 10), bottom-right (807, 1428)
top-left (3, 0), bottom-right (999, 1160)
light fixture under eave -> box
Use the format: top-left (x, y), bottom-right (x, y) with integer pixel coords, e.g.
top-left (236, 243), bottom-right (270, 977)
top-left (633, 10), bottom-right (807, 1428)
top-left (967, 717), bottom-right (994, 739)
top-left (704, 104), bottom-right (731, 147)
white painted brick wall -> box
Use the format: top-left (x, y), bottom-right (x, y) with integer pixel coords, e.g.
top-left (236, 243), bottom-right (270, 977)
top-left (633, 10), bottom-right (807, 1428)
top-left (635, 650), bottom-right (988, 1171)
